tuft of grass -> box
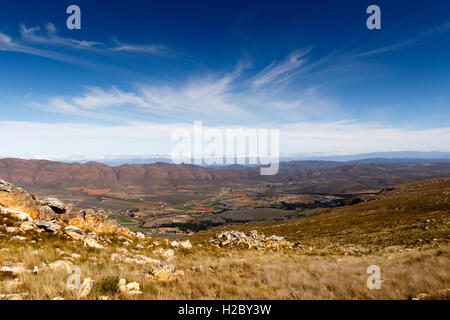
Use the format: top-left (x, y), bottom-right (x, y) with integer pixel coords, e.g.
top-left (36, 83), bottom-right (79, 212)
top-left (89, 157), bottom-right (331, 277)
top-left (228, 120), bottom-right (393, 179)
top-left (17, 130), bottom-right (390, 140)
top-left (96, 276), bottom-right (120, 296)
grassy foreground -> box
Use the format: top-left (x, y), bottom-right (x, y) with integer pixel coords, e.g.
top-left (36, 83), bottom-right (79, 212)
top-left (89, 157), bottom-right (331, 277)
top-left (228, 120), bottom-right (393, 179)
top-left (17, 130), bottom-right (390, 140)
top-left (1, 178), bottom-right (449, 300)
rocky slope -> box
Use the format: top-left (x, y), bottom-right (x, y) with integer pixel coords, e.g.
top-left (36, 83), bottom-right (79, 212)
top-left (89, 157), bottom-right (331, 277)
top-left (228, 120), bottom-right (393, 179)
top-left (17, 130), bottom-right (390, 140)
top-left (0, 178), bottom-right (448, 300)
top-left (0, 179), bottom-right (133, 238)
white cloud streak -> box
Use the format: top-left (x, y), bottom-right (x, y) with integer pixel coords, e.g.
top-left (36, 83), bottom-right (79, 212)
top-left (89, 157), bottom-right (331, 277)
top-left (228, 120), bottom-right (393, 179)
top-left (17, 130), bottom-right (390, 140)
top-left (20, 23), bottom-right (102, 49)
top-left (0, 31), bottom-right (82, 64)
top-left (251, 48), bottom-right (311, 88)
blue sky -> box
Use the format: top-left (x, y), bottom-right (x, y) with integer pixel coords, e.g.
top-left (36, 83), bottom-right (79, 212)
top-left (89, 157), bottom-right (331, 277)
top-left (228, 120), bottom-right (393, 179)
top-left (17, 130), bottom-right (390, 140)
top-left (0, 0), bottom-right (449, 158)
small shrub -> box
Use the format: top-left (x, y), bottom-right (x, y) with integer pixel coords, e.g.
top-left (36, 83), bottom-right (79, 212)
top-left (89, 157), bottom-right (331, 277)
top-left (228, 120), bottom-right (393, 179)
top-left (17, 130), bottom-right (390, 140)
top-left (97, 276), bottom-right (119, 295)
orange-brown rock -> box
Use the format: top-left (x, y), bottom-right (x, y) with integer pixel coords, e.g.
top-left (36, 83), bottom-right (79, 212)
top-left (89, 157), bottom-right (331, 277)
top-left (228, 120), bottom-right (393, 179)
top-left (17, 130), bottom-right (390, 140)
top-left (1, 179), bottom-right (135, 238)
top-left (0, 180), bottom-right (56, 220)
top-left (68, 213), bottom-right (134, 237)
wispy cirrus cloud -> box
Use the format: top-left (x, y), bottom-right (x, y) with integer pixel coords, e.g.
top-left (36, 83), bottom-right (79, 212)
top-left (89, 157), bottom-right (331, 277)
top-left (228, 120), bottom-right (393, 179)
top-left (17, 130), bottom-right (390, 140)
top-left (73, 87), bottom-right (149, 109)
top-left (30, 50), bottom-right (348, 124)
top-left (349, 20), bottom-right (450, 58)
top-left (0, 22), bottom-right (185, 65)
top-left (112, 37), bottom-right (185, 57)
top-left (20, 23), bottom-right (102, 49)
top-left (251, 48), bottom-right (311, 88)
top-left (0, 31), bottom-right (83, 64)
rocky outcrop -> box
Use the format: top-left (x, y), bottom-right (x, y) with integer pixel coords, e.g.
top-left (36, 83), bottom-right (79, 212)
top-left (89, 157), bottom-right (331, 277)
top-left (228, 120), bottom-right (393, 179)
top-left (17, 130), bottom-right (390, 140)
top-left (209, 230), bottom-right (292, 249)
top-left (146, 264), bottom-right (184, 281)
top-left (0, 179), bottom-right (138, 240)
top-left (0, 179), bottom-right (58, 220)
top-left (170, 239), bottom-right (192, 249)
top-left (68, 209), bottom-right (135, 237)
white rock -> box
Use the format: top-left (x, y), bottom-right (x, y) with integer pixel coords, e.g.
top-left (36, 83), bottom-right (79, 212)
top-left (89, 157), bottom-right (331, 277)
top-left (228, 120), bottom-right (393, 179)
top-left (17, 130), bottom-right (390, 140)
top-left (180, 240), bottom-right (192, 249)
top-left (20, 222), bottom-right (35, 232)
top-left (84, 237), bottom-right (104, 249)
top-left (134, 255), bottom-right (160, 266)
top-left (0, 207), bottom-right (32, 221)
top-left (136, 232), bottom-right (145, 239)
top-left (0, 293), bottom-right (28, 300)
top-left (79, 278), bottom-right (95, 298)
top-left (10, 235), bottom-right (26, 241)
top-left (48, 260), bottom-right (71, 272)
top-left (1, 263), bottom-right (28, 275)
top-left (66, 231), bottom-right (85, 241)
top-left (6, 227), bottom-right (19, 233)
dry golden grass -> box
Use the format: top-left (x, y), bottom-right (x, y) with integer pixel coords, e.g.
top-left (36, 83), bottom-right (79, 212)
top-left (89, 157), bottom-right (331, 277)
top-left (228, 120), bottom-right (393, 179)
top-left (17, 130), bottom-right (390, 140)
top-left (0, 236), bottom-right (449, 299)
top-left (190, 178), bottom-right (450, 255)
top-left (0, 177), bottom-right (449, 300)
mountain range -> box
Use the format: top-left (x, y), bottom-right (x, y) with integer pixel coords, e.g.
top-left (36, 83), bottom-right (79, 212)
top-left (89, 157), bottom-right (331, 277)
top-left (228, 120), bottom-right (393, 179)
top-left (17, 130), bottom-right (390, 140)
top-left (1, 157), bottom-right (450, 194)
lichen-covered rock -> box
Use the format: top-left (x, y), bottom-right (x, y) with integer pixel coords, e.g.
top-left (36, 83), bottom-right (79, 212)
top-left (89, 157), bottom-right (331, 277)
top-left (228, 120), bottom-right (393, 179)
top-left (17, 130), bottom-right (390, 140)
top-left (148, 264), bottom-right (176, 281)
top-left (0, 179), bottom-right (57, 220)
top-left (69, 211), bottom-right (134, 237)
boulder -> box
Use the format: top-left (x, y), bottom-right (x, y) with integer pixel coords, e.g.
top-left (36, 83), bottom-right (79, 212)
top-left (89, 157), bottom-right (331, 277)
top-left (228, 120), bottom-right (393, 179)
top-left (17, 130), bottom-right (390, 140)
top-left (34, 220), bottom-right (60, 233)
top-left (48, 260), bottom-right (71, 272)
top-left (10, 235), bottom-right (26, 241)
top-left (79, 278), bottom-right (95, 298)
top-left (0, 207), bottom-right (33, 221)
top-left (266, 235), bottom-right (285, 242)
top-left (118, 279), bottom-right (142, 296)
top-left (65, 226), bottom-right (86, 241)
top-left (5, 227), bottom-right (19, 233)
top-left (148, 264), bottom-right (176, 281)
top-left (84, 235), bottom-right (104, 249)
top-left (134, 255), bottom-right (160, 266)
top-left (0, 263), bottom-right (28, 275)
top-left (154, 248), bottom-right (175, 259)
top-left (20, 222), bottom-right (35, 232)
top-left (0, 179), bottom-right (14, 192)
top-left (40, 198), bottom-right (68, 214)
top-left (0, 293), bottom-right (29, 300)
top-left (179, 240), bottom-right (192, 249)
top-left (136, 232), bottom-right (145, 239)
